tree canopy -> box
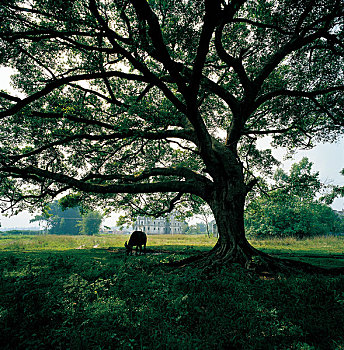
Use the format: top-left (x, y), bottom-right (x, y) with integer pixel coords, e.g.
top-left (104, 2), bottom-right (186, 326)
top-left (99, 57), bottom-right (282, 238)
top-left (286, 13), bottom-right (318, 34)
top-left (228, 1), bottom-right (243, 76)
top-left (0, 0), bottom-right (343, 268)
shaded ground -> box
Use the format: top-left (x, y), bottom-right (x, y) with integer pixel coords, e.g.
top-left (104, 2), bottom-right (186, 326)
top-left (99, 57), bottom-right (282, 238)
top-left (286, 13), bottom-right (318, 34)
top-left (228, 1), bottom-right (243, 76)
top-left (0, 235), bottom-right (343, 349)
top-left (0, 242), bottom-right (343, 349)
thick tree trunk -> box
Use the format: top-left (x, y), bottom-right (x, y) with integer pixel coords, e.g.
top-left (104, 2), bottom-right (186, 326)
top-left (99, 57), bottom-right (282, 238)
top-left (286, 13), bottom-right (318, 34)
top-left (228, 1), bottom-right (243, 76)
top-left (178, 144), bottom-right (262, 269)
top-left (208, 181), bottom-right (256, 267)
top-left (170, 176), bottom-right (264, 270)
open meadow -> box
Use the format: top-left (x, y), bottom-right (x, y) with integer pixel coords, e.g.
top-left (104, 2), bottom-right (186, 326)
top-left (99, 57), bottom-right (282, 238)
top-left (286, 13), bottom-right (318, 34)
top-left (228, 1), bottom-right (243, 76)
top-left (0, 234), bottom-right (344, 349)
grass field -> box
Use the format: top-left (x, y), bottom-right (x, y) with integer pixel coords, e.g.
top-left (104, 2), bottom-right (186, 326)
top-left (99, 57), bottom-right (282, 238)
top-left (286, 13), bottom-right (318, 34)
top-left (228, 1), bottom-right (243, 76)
top-left (1, 233), bottom-right (343, 267)
top-left (0, 234), bottom-right (344, 349)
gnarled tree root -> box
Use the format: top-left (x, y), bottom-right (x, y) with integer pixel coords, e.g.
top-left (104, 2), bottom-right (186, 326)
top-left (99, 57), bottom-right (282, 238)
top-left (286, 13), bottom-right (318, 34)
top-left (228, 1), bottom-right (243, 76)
top-left (168, 246), bottom-right (344, 276)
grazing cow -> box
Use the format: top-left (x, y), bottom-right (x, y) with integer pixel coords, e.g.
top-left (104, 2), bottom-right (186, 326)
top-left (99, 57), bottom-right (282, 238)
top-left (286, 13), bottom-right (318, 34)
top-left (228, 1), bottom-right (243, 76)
top-left (124, 231), bottom-right (147, 255)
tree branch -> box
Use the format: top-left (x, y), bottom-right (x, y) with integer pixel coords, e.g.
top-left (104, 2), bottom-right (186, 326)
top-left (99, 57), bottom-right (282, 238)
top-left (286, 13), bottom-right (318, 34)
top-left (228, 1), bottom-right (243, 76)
top-left (188, 0), bottom-right (221, 96)
top-left (232, 18), bottom-right (292, 35)
top-left (0, 165), bottom-right (206, 197)
top-left (0, 92), bottom-right (21, 103)
top-left (4, 129), bottom-right (198, 163)
top-left (214, 22), bottom-right (251, 91)
top-left (152, 192), bottom-right (184, 218)
top-left (243, 127), bottom-right (293, 136)
top-left (0, 71), bottom-right (150, 119)
top-left (254, 30), bottom-right (327, 89)
top-left (255, 86), bottom-right (344, 108)
top-left (129, 0), bottom-right (187, 94)
top-left (83, 166), bottom-right (210, 184)
top-left (88, 0), bottom-right (187, 115)
top-left (309, 97), bottom-right (344, 127)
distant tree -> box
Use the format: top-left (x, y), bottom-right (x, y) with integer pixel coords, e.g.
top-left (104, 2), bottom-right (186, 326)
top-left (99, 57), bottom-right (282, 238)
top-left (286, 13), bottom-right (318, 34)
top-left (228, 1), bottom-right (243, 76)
top-left (78, 210), bottom-right (103, 235)
top-left (32, 201), bottom-right (82, 235)
top-left (273, 158), bottom-right (322, 201)
top-left (323, 168), bottom-right (344, 205)
top-left (245, 158), bottom-right (344, 237)
top-left (185, 224), bottom-right (198, 235)
top-left (185, 222), bottom-right (208, 235)
top-left (191, 203), bottom-right (214, 237)
top-left (245, 193), bottom-right (343, 237)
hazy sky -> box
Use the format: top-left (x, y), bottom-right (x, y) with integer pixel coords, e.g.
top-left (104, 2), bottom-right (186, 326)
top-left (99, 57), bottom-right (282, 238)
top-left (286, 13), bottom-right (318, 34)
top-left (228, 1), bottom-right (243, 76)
top-left (0, 67), bottom-right (343, 228)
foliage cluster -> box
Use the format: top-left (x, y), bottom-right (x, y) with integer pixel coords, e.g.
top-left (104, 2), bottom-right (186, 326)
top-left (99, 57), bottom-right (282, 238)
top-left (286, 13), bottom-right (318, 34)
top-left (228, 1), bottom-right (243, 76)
top-left (0, 247), bottom-right (344, 350)
top-left (245, 158), bottom-right (344, 238)
top-left (245, 193), bottom-right (344, 238)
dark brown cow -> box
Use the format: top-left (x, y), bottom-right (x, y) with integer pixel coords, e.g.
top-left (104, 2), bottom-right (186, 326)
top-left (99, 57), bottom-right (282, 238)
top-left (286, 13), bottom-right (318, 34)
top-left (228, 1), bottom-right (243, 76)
top-left (124, 231), bottom-right (147, 255)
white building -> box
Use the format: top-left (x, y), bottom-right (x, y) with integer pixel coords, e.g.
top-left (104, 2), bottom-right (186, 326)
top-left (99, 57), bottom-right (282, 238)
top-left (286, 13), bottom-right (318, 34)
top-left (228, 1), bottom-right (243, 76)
top-left (209, 220), bottom-right (218, 237)
top-left (134, 215), bottom-right (184, 234)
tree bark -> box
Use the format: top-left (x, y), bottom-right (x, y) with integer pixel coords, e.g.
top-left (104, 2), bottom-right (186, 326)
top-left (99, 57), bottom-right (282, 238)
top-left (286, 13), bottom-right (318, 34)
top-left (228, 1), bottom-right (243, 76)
top-left (169, 174), bottom-right (261, 270)
top-left (208, 180), bottom-right (255, 266)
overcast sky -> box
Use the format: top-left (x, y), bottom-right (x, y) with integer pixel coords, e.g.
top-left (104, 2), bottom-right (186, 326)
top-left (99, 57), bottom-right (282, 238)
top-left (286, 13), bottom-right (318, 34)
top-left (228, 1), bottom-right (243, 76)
top-left (0, 67), bottom-right (343, 228)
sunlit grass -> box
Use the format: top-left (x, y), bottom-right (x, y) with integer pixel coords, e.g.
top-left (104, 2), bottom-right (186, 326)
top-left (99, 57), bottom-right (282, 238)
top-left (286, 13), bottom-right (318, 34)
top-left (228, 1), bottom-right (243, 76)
top-left (0, 234), bottom-right (98, 251)
top-left (0, 233), bottom-right (343, 256)
top-left (0, 234), bottom-right (218, 251)
top-left (250, 235), bottom-right (344, 255)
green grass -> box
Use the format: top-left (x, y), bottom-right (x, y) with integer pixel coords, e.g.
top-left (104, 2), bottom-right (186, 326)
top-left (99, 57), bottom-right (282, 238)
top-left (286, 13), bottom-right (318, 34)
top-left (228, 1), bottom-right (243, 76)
top-left (1, 233), bottom-right (343, 267)
top-left (0, 234), bottom-right (344, 349)
top-left (0, 233), bottom-right (218, 251)
top-left (251, 236), bottom-right (344, 268)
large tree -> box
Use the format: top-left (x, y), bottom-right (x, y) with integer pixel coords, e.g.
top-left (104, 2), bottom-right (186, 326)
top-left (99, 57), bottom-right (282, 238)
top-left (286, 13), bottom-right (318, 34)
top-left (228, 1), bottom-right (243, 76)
top-left (0, 0), bottom-right (343, 269)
